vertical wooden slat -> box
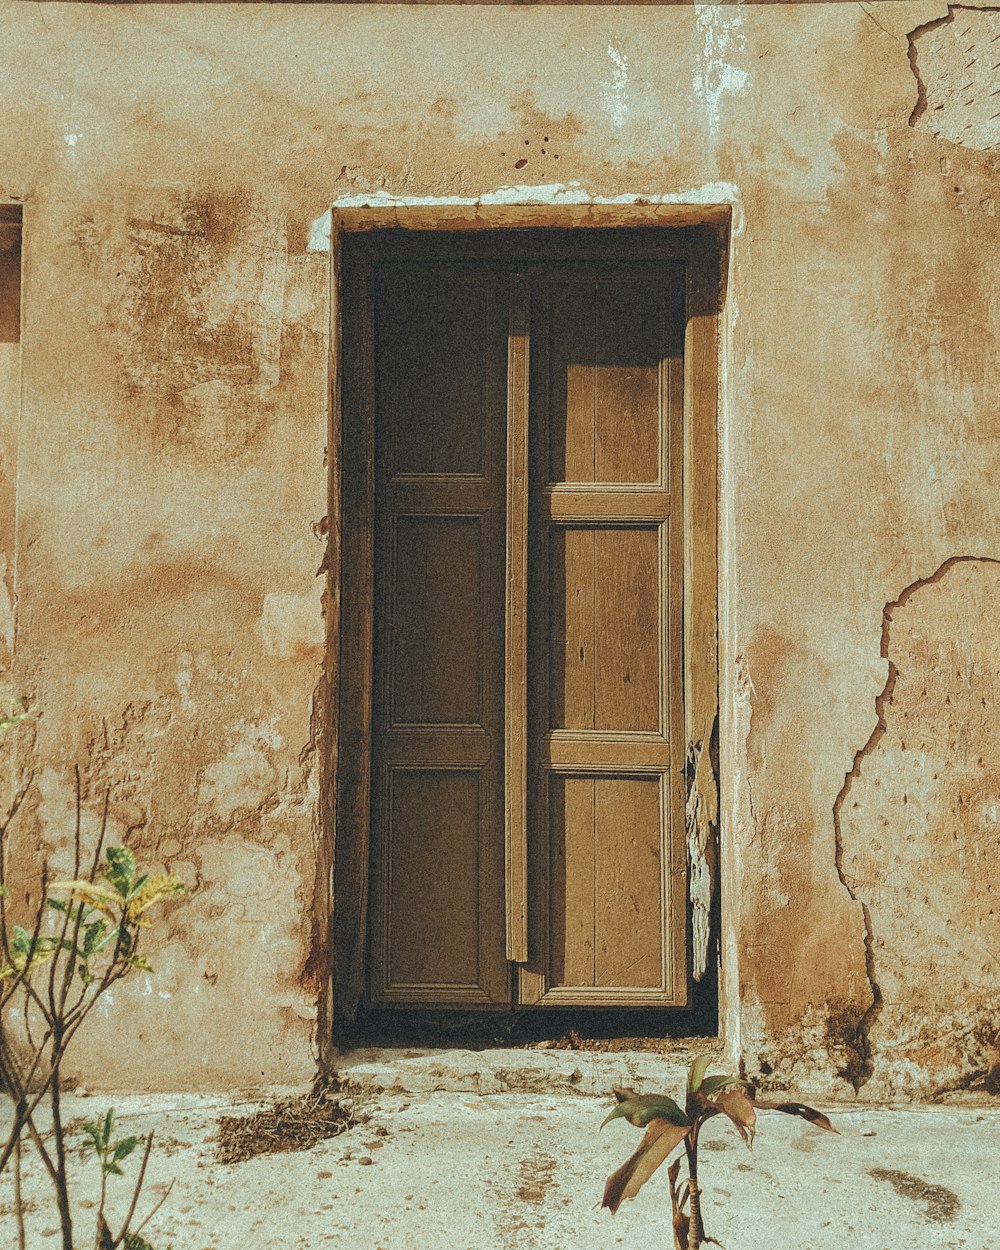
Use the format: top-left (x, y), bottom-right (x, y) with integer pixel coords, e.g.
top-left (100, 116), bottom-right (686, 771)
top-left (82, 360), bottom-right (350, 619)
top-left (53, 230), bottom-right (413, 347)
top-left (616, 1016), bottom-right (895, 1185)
top-left (505, 275), bottom-right (530, 962)
top-left (333, 244), bottom-right (376, 1023)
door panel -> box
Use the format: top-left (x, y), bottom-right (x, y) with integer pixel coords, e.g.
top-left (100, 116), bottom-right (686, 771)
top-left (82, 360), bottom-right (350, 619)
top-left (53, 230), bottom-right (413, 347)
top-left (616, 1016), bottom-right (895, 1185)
top-left (368, 262), bottom-right (511, 1007)
top-left (548, 526), bottom-right (663, 733)
top-left (521, 262), bottom-right (688, 1008)
top-left (546, 274), bottom-right (664, 485)
top-left (380, 271), bottom-right (491, 477)
top-left (591, 775), bottom-right (666, 987)
top-left (547, 774), bottom-right (667, 989)
top-left (391, 515), bottom-right (483, 726)
top-left (387, 769), bottom-right (482, 986)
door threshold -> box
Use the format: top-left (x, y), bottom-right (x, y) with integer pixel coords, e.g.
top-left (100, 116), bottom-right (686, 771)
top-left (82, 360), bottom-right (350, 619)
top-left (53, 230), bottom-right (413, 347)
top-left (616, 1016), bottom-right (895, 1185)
top-left (334, 1037), bottom-right (726, 1100)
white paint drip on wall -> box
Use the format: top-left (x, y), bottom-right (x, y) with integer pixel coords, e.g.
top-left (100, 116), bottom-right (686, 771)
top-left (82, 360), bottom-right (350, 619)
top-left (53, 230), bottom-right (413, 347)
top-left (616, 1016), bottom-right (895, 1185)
top-left (176, 654), bottom-right (193, 711)
top-left (307, 180), bottom-right (745, 253)
top-left (602, 43), bottom-right (630, 130)
top-left (307, 212), bottom-right (332, 252)
top-left (693, 5), bottom-right (750, 141)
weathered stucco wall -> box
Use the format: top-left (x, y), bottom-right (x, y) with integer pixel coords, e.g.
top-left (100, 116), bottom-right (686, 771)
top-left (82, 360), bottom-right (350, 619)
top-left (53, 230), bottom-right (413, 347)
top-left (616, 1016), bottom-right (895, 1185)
top-left (0, 0), bottom-right (997, 1096)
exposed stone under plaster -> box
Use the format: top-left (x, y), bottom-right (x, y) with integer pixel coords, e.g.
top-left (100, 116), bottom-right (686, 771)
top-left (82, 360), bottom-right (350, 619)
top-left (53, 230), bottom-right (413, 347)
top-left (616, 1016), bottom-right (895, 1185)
top-left (909, 6), bottom-right (1000, 152)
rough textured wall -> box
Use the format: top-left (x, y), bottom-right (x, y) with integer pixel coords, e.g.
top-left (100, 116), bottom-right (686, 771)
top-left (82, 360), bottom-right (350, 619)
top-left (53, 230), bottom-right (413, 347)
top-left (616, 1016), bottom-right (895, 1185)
top-left (0, 0), bottom-right (995, 1095)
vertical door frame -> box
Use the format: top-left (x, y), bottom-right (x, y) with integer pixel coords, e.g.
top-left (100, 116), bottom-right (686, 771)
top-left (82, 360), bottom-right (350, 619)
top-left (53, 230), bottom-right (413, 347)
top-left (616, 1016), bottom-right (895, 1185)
top-left (328, 205), bottom-right (726, 1033)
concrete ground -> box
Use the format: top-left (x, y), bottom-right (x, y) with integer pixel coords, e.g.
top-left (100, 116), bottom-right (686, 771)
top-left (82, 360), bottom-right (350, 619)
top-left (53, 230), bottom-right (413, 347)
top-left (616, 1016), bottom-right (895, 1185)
top-left (2, 1050), bottom-right (997, 1250)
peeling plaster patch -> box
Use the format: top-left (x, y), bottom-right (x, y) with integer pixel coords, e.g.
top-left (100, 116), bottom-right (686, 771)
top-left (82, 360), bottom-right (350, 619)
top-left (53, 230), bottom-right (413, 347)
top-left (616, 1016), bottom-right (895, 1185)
top-left (602, 43), bottom-right (630, 130)
top-left (685, 718), bottom-right (719, 981)
top-left (909, 7), bottom-right (1000, 150)
top-left (833, 555), bottom-right (1000, 1093)
top-left (71, 190), bottom-right (294, 456)
top-left (258, 588), bottom-right (324, 662)
top-left (0, 555), bottom-right (15, 662)
top-left (198, 718), bottom-right (283, 822)
top-left (693, 5), bottom-right (750, 141)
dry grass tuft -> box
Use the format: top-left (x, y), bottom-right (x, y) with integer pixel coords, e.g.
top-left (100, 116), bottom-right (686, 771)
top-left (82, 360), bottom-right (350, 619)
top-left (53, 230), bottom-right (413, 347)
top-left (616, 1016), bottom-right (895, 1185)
top-left (215, 1090), bottom-right (356, 1165)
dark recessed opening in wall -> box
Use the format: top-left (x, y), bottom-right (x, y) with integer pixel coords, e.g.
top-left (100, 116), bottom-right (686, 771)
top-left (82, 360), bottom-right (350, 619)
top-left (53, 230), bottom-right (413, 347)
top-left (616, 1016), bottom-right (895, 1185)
top-left (330, 215), bottom-right (724, 1052)
top-left (0, 207), bottom-right (22, 346)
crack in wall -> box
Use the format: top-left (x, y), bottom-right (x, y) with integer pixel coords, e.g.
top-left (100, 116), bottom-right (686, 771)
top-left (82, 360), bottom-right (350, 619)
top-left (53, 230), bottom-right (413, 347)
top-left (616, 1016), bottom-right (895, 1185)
top-left (907, 6), bottom-right (1000, 149)
top-left (832, 554), bottom-right (1000, 1092)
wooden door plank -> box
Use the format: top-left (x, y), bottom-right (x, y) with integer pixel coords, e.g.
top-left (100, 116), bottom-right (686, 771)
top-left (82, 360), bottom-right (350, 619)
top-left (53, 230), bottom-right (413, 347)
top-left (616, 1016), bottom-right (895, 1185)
top-left (387, 769), bottom-right (481, 986)
top-left (539, 735), bottom-right (670, 771)
top-left (382, 726), bottom-right (493, 767)
top-left (391, 514), bottom-right (484, 726)
top-left (542, 489), bottom-right (670, 523)
top-left (594, 527), bottom-right (662, 734)
top-left (594, 278), bottom-right (663, 485)
top-left (547, 280), bottom-right (596, 485)
top-left (548, 526), bottom-right (596, 732)
top-left (380, 267), bottom-right (490, 478)
top-left (548, 775), bottom-right (596, 988)
top-left (594, 776), bottom-right (665, 987)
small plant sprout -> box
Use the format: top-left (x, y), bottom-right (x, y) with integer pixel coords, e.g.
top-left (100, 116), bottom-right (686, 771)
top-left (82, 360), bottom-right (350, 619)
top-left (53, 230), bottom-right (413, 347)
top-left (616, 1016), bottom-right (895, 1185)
top-left (80, 1108), bottom-right (172, 1250)
top-left (601, 1055), bottom-right (837, 1249)
top-left (0, 761), bottom-right (187, 1250)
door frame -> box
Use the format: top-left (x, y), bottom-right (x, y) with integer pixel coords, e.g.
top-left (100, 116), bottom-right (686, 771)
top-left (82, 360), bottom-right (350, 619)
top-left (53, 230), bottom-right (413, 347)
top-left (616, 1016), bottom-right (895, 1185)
top-left (328, 204), bottom-right (725, 1034)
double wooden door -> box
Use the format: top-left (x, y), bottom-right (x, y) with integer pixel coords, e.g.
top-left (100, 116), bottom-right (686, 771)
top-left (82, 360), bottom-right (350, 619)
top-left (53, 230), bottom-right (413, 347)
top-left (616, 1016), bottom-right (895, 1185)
top-left (363, 242), bottom-right (688, 1011)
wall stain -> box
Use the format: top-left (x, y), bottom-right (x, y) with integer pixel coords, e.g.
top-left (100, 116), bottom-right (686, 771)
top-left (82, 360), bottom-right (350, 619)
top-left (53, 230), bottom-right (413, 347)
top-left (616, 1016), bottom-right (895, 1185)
top-left (69, 189), bottom-right (323, 461)
top-left (868, 1168), bottom-right (960, 1224)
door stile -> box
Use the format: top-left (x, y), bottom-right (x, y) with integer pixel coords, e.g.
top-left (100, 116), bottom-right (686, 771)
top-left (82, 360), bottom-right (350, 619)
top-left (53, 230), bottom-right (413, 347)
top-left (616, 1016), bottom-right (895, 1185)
top-left (518, 272), bottom-right (551, 1006)
top-left (505, 276), bottom-right (530, 963)
top-left (333, 246), bottom-right (377, 1023)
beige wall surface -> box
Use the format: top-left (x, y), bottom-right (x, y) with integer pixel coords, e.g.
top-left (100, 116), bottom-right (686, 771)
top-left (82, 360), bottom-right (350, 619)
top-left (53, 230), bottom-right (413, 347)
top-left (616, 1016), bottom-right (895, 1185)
top-left (0, 0), bottom-right (997, 1097)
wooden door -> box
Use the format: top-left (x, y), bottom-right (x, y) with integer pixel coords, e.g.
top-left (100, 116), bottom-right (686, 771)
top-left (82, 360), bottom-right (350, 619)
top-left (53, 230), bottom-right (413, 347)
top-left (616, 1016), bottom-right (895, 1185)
top-left (364, 243), bottom-right (689, 1012)
top-left (367, 261), bottom-right (512, 1006)
top-left (518, 263), bottom-right (688, 1007)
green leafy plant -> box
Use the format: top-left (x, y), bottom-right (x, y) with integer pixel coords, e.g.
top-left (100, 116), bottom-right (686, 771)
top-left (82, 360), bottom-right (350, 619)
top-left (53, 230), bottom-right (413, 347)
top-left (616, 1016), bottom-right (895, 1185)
top-left (601, 1055), bottom-right (837, 1248)
top-left (0, 759), bottom-right (186, 1250)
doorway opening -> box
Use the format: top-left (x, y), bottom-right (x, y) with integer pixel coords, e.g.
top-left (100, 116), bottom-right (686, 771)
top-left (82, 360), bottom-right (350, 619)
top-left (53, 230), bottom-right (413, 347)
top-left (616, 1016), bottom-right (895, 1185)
top-left (331, 216), bottom-right (724, 1049)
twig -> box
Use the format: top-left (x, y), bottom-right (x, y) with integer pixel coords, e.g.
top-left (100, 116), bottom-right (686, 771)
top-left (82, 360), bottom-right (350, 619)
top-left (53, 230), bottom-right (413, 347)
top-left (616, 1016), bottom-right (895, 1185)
top-left (13, 1132), bottom-right (26, 1250)
top-left (128, 1177), bottom-right (175, 1241)
top-left (115, 1130), bottom-right (157, 1246)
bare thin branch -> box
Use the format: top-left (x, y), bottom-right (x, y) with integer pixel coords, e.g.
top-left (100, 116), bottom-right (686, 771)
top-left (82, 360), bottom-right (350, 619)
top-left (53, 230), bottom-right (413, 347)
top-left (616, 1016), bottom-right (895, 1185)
top-left (116, 1130), bottom-right (156, 1246)
top-left (127, 1175), bottom-right (175, 1243)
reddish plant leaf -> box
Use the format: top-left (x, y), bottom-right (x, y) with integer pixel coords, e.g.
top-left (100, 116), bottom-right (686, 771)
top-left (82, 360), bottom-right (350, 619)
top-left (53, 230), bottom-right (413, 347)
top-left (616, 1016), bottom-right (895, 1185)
top-left (712, 1088), bottom-right (757, 1148)
top-left (753, 1100), bottom-right (838, 1133)
top-left (602, 1118), bottom-right (690, 1215)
